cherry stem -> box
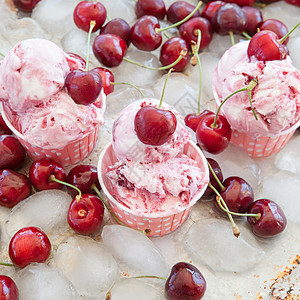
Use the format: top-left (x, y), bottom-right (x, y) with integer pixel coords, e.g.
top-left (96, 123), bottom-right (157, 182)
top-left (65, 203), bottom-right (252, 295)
top-left (0, 52), bottom-right (4, 57)
top-left (253, 2), bottom-right (266, 8)
top-left (242, 32), bottom-right (251, 40)
top-left (208, 183), bottom-right (240, 237)
top-left (216, 196), bottom-right (261, 219)
top-left (159, 68), bottom-right (173, 109)
top-left (229, 31), bottom-right (235, 46)
top-left (91, 184), bottom-right (151, 236)
top-left (207, 160), bottom-right (225, 190)
top-left (279, 22), bottom-right (300, 44)
top-left (106, 14), bottom-right (111, 22)
top-left (129, 275), bottom-right (167, 280)
top-left (212, 78), bottom-right (258, 128)
top-left (191, 30), bottom-right (202, 116)
top-left (123, 49), bottom-right (187, 71)
top-left (163, 32), bottom-right (171, 40)
top-left (156, 1), bottom-right (203, 33)
top-left (111, 82), bottom-right (145, 97)
top-left (0, 262), bottom-right (15, 267)
top-left (49, 175), bottom-right (82, 201)
top-left (85, 20), bottom-right (96, 71)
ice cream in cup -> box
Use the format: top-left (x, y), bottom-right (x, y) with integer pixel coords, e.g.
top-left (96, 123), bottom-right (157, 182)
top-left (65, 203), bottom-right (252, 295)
top-left (98, 99), bottom-right (209, 237)
top-left (212, 41), bottom-right (300, 158)
top-left (0, 39), bottom-right (106, 166)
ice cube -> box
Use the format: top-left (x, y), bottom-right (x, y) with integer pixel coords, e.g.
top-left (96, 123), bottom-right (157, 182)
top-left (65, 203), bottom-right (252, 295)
top-left (4, 190), bottom-right (71, 241)
top-left (51, 235), bottom-right (118, 297)
top-left (275, 135), bottom-right (300, 175)
top-left (184, 218), bottom-right (265, 273)
top-left (99, 0), bottom-right (136, 25)
top-left (289, 36), bottom-right (300, 72)
top-left (113, 48), bottom-right (161, 88)
top-left (15, 264), bottom-right (78, 300)
top-left (256, 170), bottom-right (300, 224)
top-left (109, 279), bottom-right (164, 300)
top-left (102, 225), bottom-right (169, 277)
top-left (207, 143), bottom-right (262, 193)
top-left (32, 0), bottom-right (80, 39)
top-left (153, 72), bottom-right (199, 116)
top-left (61, 28), bottom-right (99, 69)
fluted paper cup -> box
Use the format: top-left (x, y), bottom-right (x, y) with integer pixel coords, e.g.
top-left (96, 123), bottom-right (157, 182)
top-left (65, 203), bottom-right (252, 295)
top-left (213, 87), bottom-right (299, 158)
top-left (0, 92), bottom-right (106, 167)
top-left (98, 141), bottom-right (209, 237)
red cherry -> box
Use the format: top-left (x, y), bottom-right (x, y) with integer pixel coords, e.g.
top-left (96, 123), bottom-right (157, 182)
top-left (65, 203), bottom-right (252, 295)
top-left (184, 110), bottom-right (214, 132)
top-left (260, 0), bottom-right (280, 3)
top-left (223, 0), bottom-right (255, 7)
top-left (167, 1), bottom-right (201, 24)
top-left (67, 52), bottom-right (86, 69)
top-left (179, 17), bottom-right (213, 50)
top-left (9, 227), bottom-right (51, 268)
top-left (159, 37), bottom-right (189, 72)
top-left (135, 0), bottom-right (166, 19)
top-left (284, 0), bottom-right (300, 6)
top-left (0, 169), bottom-right (31, 208)
top-left (247, 30), bottom-right (287, 61)
top-left (259, 19), bottom-right (289, 45)
top-left (134, 106), bottom-right (177, 146)
top-left (241, 6), bottom-right (263, 36)
top-left (0, 275), bottom-right (19, 300)
top-left (196, 113), bottom-right (231, 154)
top-left (165, 262), bottom-right (206, 300)
top-left (0, 135), bottom-right (26, 171)
top-left (0, 115), bottom-right (13, 135)
top-left (93, 33), bottom-right (127, 67)
top-left (92, 67), bottom-right (115, 95)
top-left (201, 1), bottom-right (225, 23)
top-left (66, 164), bottom-right (101, 198)
top-left (100, 18), bottom-right (131, 47)
top-left (67, 194), bottom-right (104, 235)
top-left (212, 3), bottom-right (247, 35)
top-left (29, 158), bottom-right (66, 191)
top-left (65, 69), bottom-right (103, 105)
top-left (12, 0), bottom-right (41, 12)
top-left (219, 176), bottom-right (254, 213)
top-left (73, 1), bottom-right (107, 32)
top-left (247, 199), bottom-right (287, 238)
top-left (203, 158), bottom-right (223, 197)
top-left (130, 16), bottom-right (162, 51)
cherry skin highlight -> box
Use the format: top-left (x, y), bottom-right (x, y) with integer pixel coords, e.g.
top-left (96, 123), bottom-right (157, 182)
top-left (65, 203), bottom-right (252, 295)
top-left (93, 33), bottom-right (127, 67)
top-left (247, 199), bottom-right (287, 238)
top-left (29, 158), bottom-right (66, 191)
top-left (73, 1), bottom-right (107, 32)
top-left (134, 106), bottom-right (177, 146)
top-left (160, 37), bottom-right (189, 72)
top-left (67, 194), bottom-right (104, 235)
top-left (9, 227), bottom-right (51, 268)
top-left (0, 275), bottom-right (19, 300)
top-left (0, 169), bottom-right (31, 208)
top-left (165, 262), bottom-right (206, 300)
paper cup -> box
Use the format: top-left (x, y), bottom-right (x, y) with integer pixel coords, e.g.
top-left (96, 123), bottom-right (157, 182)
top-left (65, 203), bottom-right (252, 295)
top-left (0, 92), bottom-right (106, 167)
top-left (213, 87), bottom-right (299, 158)
top-left (98, 141), bottom-right (209, 237)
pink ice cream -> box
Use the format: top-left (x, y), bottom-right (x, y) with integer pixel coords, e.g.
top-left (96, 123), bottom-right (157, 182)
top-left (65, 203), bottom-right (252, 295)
top-left (106, 99), bottom-right (209, 215)
top-left (112, 98), bottom-right (190, 163)
top-left (0, 39), bottom-right (105, 149)
top-left (213, 41), bottom-right (300, 138)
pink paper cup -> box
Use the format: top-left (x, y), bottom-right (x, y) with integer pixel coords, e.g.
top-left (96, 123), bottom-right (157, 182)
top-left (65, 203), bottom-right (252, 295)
top-left (98, 141), bottom-right (209, 237)
top-left (213, 87), bottom-right (300, 158)
top-left (0, 92), bottom-right (106, 167)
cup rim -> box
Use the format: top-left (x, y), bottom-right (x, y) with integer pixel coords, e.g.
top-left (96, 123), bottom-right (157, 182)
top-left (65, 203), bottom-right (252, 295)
top-left (98, 140), bottom-right (209, 218)
top-left (212, 85), bottom-right (300, 137)
top-left (0, 90), bottom-right (106, 149)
